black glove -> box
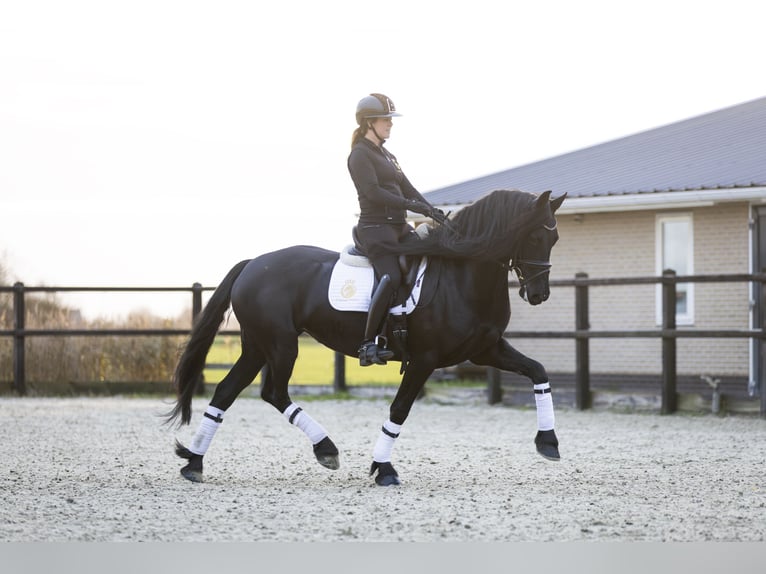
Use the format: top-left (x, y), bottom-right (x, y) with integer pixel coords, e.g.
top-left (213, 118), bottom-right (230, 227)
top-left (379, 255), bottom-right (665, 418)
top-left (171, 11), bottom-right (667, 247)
top-left (430, 207), bottom-right (458, 234)
top-left (430, 207), bottom-right (447, 224)
top-left (404, 199), bottom-right (433, 216)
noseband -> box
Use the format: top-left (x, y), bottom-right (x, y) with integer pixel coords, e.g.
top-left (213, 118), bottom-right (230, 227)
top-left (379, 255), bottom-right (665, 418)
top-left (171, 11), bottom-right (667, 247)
top-left (511, 258), bottom-right (552, 288)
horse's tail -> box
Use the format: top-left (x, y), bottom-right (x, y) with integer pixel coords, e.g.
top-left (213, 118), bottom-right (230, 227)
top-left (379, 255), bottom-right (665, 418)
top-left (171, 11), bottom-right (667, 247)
top-left (165, 259), bottom-right (251, 427)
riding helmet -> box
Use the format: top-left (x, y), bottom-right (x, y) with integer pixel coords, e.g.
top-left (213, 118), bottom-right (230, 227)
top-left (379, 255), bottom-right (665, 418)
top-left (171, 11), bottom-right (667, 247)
top-left (355, 93), bottom-right (402, 125)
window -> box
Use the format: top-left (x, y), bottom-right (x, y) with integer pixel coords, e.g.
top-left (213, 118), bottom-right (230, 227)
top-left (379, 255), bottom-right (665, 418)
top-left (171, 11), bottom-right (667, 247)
top-left (656, 213), bottom-right (694, 325)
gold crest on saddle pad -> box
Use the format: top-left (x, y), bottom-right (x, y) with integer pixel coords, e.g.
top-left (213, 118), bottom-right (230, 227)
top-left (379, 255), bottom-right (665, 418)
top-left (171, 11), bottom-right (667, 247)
top-left (341, 279), bottom-right (357, 299)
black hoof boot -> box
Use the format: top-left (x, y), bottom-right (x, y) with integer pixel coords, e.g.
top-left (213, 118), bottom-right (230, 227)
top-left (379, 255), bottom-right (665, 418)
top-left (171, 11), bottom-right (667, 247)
top-left (358, 341), bottom-right (395, 366)
top-left (313, 436), bottom-right (340, 470)
top-left (535, 430), bottom-right (561, 461)
top-left (175, 440), bottom-right (204, 482)
top-left (370, 461), bottom-right (400, 486)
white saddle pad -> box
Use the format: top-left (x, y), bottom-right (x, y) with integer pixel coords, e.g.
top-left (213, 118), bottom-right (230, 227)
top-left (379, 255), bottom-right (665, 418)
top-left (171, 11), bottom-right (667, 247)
top-left (328, 247), bottom-right (428, 314)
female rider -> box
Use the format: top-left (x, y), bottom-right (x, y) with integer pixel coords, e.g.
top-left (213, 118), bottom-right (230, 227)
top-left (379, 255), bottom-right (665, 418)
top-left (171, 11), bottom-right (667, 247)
top-left (347, 93), bottom-right (440, 366)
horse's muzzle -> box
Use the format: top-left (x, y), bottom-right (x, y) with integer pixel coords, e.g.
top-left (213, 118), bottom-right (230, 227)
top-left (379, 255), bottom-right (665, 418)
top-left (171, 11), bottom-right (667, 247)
top-left (514, 259), bottom-right (552, 306)
top-left (527, 290), bottom-right (549, 306)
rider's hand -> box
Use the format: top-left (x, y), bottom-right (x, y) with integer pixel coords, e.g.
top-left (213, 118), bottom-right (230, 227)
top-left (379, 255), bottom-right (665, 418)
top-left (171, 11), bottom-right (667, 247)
top-left (405, 199), bottom-right (433, 216)
top-left (431, 207), bottom-right (446, 221)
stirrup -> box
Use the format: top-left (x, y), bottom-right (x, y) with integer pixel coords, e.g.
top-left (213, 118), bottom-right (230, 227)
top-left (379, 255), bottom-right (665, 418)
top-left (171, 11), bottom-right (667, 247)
top-left (358, 337), bottom-right (394, 366)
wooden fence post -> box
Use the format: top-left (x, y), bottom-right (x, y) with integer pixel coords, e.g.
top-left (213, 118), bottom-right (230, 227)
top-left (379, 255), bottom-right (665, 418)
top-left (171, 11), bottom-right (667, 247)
top-left (191, 282), bottom-right (202, 319)
top-left (333, 351), bottom-right (347, 392)
top-left (12, 282), bottom-right (26, 396)
top-left (487, 367), bottom-right (502, 404)
top-left (661, 269), bottom-right (677, 414)
top-left (191, 282), bottom-right (205, 395)
top-left (575, 272), bottom-right (590, 410)
top-left (761, 278), bottom-right (766, 419)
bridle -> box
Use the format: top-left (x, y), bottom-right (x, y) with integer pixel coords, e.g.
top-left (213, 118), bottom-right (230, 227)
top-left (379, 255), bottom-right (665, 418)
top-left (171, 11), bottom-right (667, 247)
top-left (508, 221), bottom-right (557, 289)
top-left (510, 258), bottom-right (552, 288)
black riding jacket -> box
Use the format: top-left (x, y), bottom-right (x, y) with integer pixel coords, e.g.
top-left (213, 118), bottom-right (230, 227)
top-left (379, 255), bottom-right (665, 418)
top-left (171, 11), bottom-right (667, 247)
top-left (348, 138), bottom-right (430, 225)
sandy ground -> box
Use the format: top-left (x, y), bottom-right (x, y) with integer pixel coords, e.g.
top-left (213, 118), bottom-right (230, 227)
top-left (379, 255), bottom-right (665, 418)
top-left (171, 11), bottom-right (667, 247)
top-left (1, 393), bottom-right (765, 542)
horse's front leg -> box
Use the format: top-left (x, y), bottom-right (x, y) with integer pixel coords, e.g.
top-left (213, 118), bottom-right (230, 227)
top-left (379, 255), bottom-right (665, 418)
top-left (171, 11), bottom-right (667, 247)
top-left (471, 339), bottom-right (560, 461)
top-left (369, 359), bottom-right (434, 486)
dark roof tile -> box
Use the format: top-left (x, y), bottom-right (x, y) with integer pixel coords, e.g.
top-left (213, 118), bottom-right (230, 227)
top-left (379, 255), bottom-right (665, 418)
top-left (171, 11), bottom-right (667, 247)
top-left (424, 97), bottom-right (766, 206)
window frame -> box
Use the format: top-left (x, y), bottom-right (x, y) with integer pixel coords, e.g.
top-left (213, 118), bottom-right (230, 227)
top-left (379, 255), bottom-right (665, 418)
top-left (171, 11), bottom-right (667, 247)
top-left (655, 212), bottom-right (695, 326)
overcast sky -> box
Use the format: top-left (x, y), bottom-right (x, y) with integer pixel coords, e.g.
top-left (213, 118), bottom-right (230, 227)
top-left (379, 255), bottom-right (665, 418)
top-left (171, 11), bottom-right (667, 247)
top-left (2, 0), bottom-right (765, 318)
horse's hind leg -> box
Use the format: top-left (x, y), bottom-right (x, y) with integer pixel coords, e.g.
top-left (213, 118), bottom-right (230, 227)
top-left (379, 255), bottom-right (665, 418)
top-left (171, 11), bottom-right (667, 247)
top-left (259, 336), bottom-right (340, 470)
top-left (176, 346), bottom-right (265, 482)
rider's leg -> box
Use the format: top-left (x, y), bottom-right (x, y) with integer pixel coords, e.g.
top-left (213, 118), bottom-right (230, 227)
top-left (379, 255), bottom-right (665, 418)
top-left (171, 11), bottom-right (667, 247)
top-left (355, 225), bottom-right (404, 366)
top-left (359, 273), bottom-right (396, 366)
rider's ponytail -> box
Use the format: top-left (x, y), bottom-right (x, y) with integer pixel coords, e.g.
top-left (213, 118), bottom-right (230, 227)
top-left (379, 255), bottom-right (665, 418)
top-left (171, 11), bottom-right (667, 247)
top-left (351, 123), bottom-right (369, 148)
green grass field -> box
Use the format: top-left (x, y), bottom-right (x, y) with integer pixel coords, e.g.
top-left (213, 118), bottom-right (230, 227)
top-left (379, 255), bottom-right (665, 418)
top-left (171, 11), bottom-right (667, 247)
top-left (203, 335), bottom-right (404, 386)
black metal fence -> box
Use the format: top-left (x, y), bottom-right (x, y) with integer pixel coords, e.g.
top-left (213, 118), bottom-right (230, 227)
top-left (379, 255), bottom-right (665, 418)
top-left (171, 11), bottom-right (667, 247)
top-left (2, 272), bottom-right (765, 417)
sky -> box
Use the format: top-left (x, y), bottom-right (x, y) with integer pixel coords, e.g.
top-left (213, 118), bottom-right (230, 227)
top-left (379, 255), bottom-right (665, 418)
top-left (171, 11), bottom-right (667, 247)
top-left (1, 0), bottom-right (765, 319)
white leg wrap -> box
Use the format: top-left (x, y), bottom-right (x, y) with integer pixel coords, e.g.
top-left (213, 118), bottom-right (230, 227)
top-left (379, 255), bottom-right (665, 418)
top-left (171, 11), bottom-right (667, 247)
top-left (372, 419), bottom-right (402, 463)
top-left (283, 403), bottom-right (328, 445)
top-left (534, 382), bottom-right (555, 431)
top-left (189, 405), bottom-right (225, 455)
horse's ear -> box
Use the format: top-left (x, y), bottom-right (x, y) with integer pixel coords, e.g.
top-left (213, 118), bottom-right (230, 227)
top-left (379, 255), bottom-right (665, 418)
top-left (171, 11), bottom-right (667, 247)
top-left (535, 190), bottom-right (552, 207)
top-left (550, 192), bottom-right (567, 213)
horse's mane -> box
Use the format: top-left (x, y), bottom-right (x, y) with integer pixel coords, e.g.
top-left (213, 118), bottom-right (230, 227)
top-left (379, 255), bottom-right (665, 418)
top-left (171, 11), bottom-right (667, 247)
top-left (391, 189), bottom-right (552, 262)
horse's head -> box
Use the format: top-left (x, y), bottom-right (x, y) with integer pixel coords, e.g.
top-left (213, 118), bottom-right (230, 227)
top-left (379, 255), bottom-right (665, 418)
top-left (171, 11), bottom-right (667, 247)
top-left (512, 190), bottom-right (566, 305)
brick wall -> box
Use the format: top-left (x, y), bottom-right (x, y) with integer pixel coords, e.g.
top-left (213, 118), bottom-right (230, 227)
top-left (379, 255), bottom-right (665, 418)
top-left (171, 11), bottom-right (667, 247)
top-left (506, 202), bottom-right (752, 378)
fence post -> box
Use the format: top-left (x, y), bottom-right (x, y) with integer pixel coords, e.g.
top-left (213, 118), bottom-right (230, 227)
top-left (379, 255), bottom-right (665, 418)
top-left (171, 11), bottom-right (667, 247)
top-left (191, 282), bottom-right (205, 395)
top-left (661, 269), bottom-right (677, 414)
top-left (333, 351), bottom-right (347, 392)
top-left (574, 272), bottom-right (590, 410)
top-left (191, 282), bottom-right (203, 319)
top-left (761, 278), bottom-right (766, 419)
top-left (12, 282), bottom-right (26, 396)
top-left (487, 367), bottom-right (502, 404)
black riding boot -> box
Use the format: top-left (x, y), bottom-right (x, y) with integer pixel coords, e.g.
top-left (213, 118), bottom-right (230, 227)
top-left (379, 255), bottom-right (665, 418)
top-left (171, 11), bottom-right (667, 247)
top-left (359, 274), bottom-right (396, 366)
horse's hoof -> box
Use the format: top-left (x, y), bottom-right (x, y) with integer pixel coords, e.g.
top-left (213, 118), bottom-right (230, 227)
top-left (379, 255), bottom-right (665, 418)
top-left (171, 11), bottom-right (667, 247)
top-left (316, 454), bottom-right (340, 470)
top-left (313, 436), bottom-right (340, 470)
top-left (376, 473), bottom-right (401, 486)
top-left (180, 466), bottom-right (204, 483)
top-left (370, 461), bottom-right (400, 486)
top-left (535, 429), bottom-right (561, 461)
top-left (176, 440), bottom-right (205, 480)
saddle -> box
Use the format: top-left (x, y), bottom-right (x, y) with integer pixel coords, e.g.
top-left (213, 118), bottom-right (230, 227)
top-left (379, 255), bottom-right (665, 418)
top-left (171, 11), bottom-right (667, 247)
top-left (349, 224), bottom-right (429, 299)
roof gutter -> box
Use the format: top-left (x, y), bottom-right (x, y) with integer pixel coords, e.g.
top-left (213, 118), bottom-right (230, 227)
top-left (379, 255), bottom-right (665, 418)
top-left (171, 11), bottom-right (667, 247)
top-left (555, 188), bottom-right (766, 214)
top-left (426, 188), bottom-right (766, 218)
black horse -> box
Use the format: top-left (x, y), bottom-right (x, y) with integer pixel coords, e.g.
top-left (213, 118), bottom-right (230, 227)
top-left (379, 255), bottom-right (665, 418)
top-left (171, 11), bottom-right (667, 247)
top-left (167, 189), bottom-right (565, 485)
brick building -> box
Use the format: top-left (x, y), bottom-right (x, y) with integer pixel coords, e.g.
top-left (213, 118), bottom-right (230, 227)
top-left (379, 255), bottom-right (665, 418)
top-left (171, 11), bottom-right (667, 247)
top-left (422, 97), bottom-right (766, 413)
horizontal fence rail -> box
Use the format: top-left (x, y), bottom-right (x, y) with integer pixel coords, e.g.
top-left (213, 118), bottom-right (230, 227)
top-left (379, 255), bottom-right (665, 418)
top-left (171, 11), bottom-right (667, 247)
top-left (1, 283), bottom-right (205, 395)
top-left (2, 272), bottom-right (765, 417)
top-left (502, 271), bottom-right (766, 418)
